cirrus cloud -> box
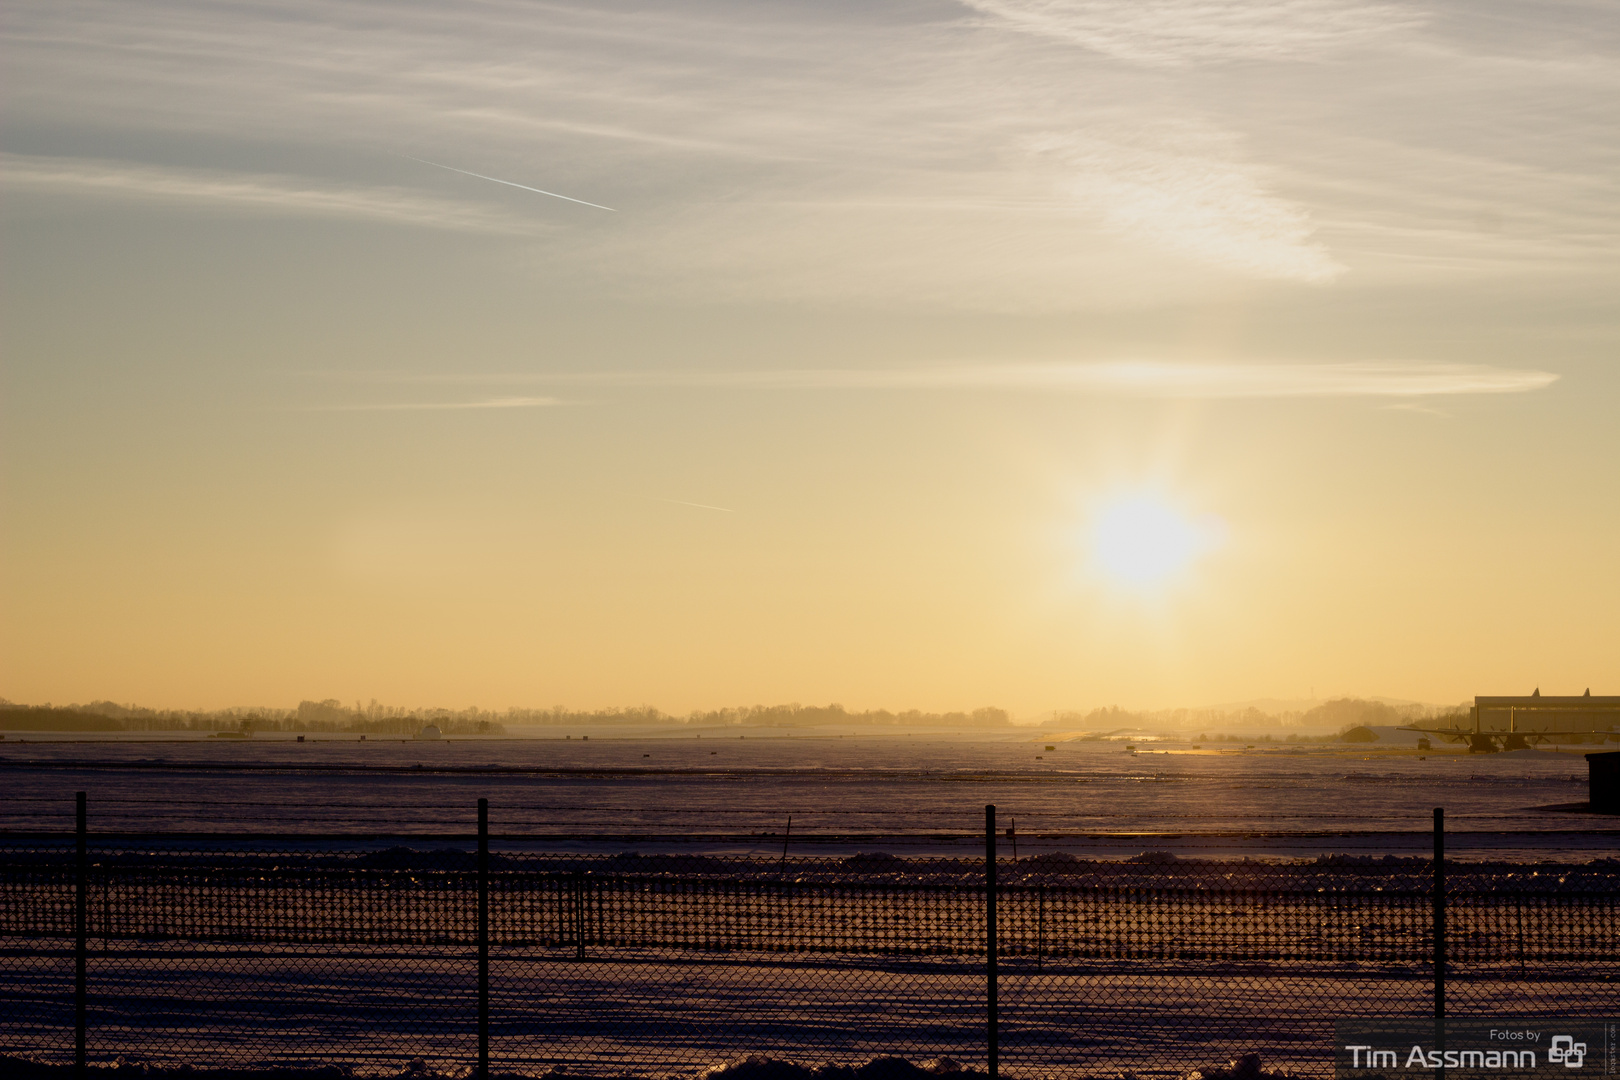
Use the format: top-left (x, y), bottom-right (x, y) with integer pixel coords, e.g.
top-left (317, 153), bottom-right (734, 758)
top-left (1025, 127), bottom-right (1342, 282)
top-left (960, 0), bottom-right (1425, 65)
top-left (0, 154), bottom-right (539, 235)
top-left (304, 397), bottom-right (562, 412)
top-left (326, 361), bottom-right (1557, 399)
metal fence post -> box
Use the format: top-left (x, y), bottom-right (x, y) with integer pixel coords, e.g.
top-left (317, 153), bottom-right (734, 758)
top-left (574, 870), bottom-right (586, 961)
top-left (75, 791), bottom-right (87, 1078)
top-left (1515, 892), bottom-right (1525, 976)
top-left (986, 803), bottom-right (998, 1080)
top-left (1038, 884), bottom-right (1045, 970)
top-left (478, 798), bottom-right (489, 1080)
top-left (1433, 806), bottom-right (1445, 1071)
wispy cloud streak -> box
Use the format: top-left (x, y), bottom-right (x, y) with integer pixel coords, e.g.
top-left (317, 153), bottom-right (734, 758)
top-left (328, 362), bottom-right (1558, 398)
top-left (0, 154), bottom-right (536, 234)
top-left (960, 0), bottom-right (1423, 65)
top-left (307, 397), bottom-right (561, 412)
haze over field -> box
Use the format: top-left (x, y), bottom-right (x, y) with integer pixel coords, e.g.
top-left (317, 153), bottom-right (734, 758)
top-left (3, 0), bottom-right (1616, 713)
top-left (0, 692), bottom-right (1478, 739)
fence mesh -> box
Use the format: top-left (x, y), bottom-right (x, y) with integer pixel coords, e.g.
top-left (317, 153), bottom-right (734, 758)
top-left (2, 833), bottom-right (1616, 1077)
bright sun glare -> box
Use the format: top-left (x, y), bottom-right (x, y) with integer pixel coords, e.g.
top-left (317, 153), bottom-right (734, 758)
top-left (1091, 496), bottom-right (1221, 587)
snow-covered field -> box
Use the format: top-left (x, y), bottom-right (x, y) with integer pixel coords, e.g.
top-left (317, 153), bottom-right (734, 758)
top-left (0, 735), bottom-right (1611, 860)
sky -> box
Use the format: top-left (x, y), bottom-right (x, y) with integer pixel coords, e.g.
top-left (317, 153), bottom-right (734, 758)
top-left (2, 0), bottom-right (1616, 715)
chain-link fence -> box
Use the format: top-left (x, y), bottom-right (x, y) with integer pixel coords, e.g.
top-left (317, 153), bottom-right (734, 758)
top-left (2, 802), bottom-right (1616, 1078)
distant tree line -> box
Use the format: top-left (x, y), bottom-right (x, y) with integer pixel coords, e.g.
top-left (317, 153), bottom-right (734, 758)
top-left (0, 697), bottom-right (1024, 734)
top-left (0, 699), bottom-right (502, 736)
top-left (0, 694), bottom-right (1472, 738)
top-left (503, 703), bottom-right (1013, 729)
top-left (0, 697), bottom-right (1018, 734)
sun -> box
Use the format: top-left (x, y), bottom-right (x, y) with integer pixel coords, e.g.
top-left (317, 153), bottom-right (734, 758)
top-left (1090, 495), bottom-right (1220, 587)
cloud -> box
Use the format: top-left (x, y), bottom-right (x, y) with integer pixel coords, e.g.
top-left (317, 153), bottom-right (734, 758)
top-left (4, 1), bottom-right (1615, 306)
top-left (1025, 127), bottom-right (1341, 282)
top-left (307, 397), bottom-right (561, 412)
top-left (960, 0), bottom-right (1424, 65)
top-left (334, 362), bottom-right (1557, 398)
top-left (0, 154), bottom-right (538, 234)
top-left (1383, 401), bottom-right (1453, 417)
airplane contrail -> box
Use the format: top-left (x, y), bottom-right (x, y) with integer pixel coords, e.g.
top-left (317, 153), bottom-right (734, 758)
top-left (407, 157), bottom-right (615, 211)
top-left (656, 498), bottom-right (736, 513)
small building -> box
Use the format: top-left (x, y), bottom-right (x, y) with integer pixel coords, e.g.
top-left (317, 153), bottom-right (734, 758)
top-left (1589, 751), bottom-right (1620, 814)
top-left (416, 724), bottom-right (442, 741)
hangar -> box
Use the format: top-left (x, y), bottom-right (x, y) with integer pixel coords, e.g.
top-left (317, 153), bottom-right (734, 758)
top-left (1406, 690), bottom-right (1620, 753)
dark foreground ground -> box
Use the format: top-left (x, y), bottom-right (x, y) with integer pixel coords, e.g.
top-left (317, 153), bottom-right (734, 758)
top-left (0, 1050), bottom-right (1311, 1080)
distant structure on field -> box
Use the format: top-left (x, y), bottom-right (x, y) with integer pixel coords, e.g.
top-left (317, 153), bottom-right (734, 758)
top-left (415, 724), bottom-right (442, 741)
top-left (1405, 690), bottom-right (1620, 753)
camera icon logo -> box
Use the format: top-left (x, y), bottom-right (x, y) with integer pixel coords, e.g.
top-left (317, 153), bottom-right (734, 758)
top-left (1549, 1036), bottom-right (1586, 1069)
